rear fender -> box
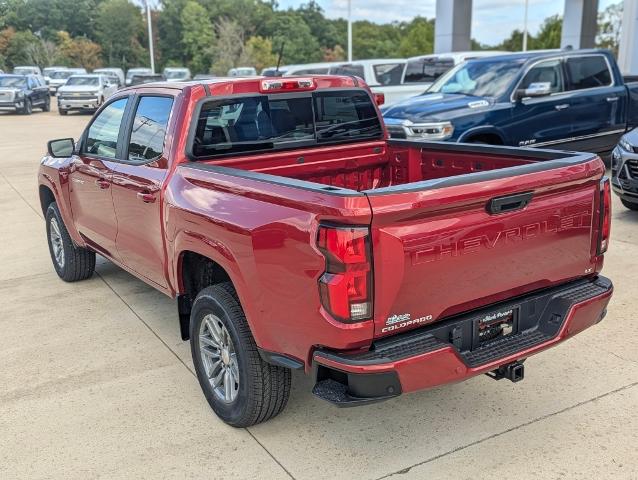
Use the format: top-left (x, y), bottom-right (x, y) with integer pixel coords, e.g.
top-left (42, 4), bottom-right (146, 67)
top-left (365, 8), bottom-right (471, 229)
top-left (171, 230), bottom-right (262, 346)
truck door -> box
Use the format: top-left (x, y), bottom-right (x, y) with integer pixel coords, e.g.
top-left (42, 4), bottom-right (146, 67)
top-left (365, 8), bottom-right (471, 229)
top-left (563, 54), bottom-right (627, 153)
top-left (508, 58), bottom-right (572, 148)
top-left (110, 94), bottom-right (175, 288)
top-left (69, 97), bottom-right (130, 258)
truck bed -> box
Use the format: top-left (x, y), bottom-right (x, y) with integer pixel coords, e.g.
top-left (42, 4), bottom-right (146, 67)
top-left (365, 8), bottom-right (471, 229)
top-left (208, 140), bottom-right (589, 192)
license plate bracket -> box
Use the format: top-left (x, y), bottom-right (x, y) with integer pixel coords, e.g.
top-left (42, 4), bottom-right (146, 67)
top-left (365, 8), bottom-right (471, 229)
top-left (472, 306), bottom-right (519, 349)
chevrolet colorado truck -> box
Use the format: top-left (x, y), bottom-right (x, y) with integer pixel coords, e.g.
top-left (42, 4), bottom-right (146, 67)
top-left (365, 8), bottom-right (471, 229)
top-left (383, 49), bottom-right (638, 163)
top-left (39, 75), bottom-right (613, 427)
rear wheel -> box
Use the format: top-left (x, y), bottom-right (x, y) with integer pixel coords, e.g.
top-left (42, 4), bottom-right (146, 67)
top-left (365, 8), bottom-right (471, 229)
top-left (190, 283), bottom-right (291, 427)
top-left (46, 203), bottom-right (96, 282)
top-left (42, 97), bottom-right (50, 112)
top-left (621, 199), bottom-right (638, 211)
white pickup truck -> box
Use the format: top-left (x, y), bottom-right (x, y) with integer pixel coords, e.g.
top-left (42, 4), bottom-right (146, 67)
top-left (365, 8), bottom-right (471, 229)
top-left (330, 52), bottom-right (506, 105)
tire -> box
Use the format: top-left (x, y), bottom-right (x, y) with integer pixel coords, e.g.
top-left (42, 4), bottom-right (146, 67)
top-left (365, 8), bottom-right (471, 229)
top-left (21, 98), bottom-right (32, 115)
top-left (45, 203), bottom-right (96, 282)
top-left (621, 199), bottom-right (638, 211)
top-left (59, 108), bottom-right (68, 116)
top-left (42, 97), bottom-right (50, 112)
top-left (190, 283), bottom-right (291, 427)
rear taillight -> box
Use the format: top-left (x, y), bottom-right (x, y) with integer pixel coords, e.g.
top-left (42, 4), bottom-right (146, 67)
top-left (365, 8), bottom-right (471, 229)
top-left (598, 177), bottom-right (611, 254)
top-left (373, 92), bottom-right (385, 106)
top-left (317, 225), bottom-right (372, 322)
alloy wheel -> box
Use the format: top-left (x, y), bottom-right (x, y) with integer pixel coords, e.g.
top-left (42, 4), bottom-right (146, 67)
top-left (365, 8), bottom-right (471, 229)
top-left (199, 314), bottom-right (240, 403)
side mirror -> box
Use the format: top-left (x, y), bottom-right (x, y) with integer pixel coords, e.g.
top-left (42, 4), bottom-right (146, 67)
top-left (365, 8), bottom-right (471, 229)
top-left (48, 138), bottom-right (76, 158)
top-left (515, 82), bottom-right (552, 101)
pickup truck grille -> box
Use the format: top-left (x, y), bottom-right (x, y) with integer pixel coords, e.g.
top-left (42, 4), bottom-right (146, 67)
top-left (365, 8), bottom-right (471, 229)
top-left (0, 91), bottom-right (15, 102)
top-left (627, 158), bottom-right (638, 178)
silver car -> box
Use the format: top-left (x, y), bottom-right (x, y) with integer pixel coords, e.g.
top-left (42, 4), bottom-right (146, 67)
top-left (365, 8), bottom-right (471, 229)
top-left (57, 74), bottom-right (117, 115)
top-left (611, 128), bottom-right (638, 210)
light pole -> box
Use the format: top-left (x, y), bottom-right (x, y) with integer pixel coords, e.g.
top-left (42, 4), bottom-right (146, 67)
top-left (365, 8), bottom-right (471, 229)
top-left (145, 0), bottom-right (155, 73)
top-left (347, 0), bottom-right (352, 62)
top-left (522, 0), bottom-right (529, 51)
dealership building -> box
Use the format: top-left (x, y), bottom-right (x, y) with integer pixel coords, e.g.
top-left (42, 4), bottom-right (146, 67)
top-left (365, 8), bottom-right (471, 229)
top-left (434, 0), bottom-right (638, 74)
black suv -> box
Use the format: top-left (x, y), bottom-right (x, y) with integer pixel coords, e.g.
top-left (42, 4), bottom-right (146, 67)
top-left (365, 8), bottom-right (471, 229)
top-left (0, 74), bottom-right (50, 114)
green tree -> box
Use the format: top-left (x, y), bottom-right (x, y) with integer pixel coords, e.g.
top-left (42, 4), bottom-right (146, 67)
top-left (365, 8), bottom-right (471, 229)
top-left (269, 12), bottom-right (321, 64)
top-left (4, 29), bottom-right (40, 67)
top-left (57, 31), bottom-right (103, 70)
top-left (533, 15), bottom-right (562, 50)
top-left (597, 2), bottom-right (622, 56)
top-left (181, 1), bottom-right (215, 73)
top-left (96, 0), bottom-right (146, 69)
top-left (211, 17), bottom-right (244, 74)
top-left (398, 17), bottom-right (434, 57)
top-left (158, 0), bottom-right (188, 67)
top-left (241, 35), bottom-right (277, 72)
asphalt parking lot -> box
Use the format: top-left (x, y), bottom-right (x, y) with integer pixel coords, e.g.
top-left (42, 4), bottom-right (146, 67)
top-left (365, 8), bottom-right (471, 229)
top-left (1, 102), bottom-right (638, 480)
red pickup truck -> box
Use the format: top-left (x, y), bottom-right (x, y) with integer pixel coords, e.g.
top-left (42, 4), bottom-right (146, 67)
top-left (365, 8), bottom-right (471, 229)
top-left (39, 76), bottom-right (613, 427)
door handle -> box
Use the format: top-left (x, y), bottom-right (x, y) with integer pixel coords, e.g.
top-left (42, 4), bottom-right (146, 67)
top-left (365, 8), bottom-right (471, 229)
top-left (606, 97), bottom-right (619, 102)
top-left (487, 192), bottom-right (534, 215)
top-left (554, 104), bottom-right (570, 111)
top-left (95, 179), bottom-right (110, 189)
top-left (137, 191), bottom-right (156, 203)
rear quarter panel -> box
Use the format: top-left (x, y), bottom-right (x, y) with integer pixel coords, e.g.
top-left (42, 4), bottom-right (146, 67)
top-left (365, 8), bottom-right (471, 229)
top-left (165, 165), bottom-right (375, 367)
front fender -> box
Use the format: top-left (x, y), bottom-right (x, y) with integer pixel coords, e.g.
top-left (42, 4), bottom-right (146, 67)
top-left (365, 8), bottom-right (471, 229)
top-left (38, 159), bottom-right (83, 246)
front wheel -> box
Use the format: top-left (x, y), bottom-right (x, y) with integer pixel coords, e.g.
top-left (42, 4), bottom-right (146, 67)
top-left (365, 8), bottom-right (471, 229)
top-left (190, 283), bottom-right (291, 427)
top-left (621, 199), bottom-right (638, 211)
top-left (21, 98), bottom-right (32, 115)
top-left (46, 203), bottom-right (96, 281)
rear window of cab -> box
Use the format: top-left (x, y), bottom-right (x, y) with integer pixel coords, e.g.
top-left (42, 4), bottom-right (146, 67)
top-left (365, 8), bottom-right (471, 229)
top-left (190, 89), bottom-right (383, 158)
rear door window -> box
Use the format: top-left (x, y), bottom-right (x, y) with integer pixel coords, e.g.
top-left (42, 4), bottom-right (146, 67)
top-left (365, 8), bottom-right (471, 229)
top-left (565, 56), bottom-right (612, 90)
top-left (373, 63), bottom-right (404, 85)
top-left (330, 64), bottom-right (365, 78)
top-left (127, 96), bottom-right (174, 162)
top-left (191, 90), bottom-right (382, 158)
top-left (404, 58), bottom-right (454, 83)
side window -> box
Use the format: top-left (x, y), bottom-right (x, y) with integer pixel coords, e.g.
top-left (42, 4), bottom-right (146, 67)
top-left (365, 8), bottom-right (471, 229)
top-left (404, 58), bottom-right (454, 83)
top-left (331, 64), bottom-right (365, 78)
top-left (565, 56), bottom-right (612, 90)
top-left (519, 59), bottom-right (564, 93)
top-left (127, 96), bottom-right (174, 162)
top-left (27, 77), bottom-right (37, 89)
top-left (84, 98), bottom-right (128, 158)
top-left (373, 63), bottom-right (404, 86)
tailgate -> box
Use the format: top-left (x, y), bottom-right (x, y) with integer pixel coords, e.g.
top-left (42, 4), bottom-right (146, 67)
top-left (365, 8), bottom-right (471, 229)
top-left (366, 156), bottom-right (605, 338)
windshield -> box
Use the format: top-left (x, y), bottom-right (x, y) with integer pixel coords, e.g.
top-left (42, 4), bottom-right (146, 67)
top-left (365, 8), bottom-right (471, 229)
top-left (50, 70), bottom-right (73, 79)
top-left (428, 59), bottom-right (523, 97)
top-left (0, 76), bottom-right (26, 88)
top-left (127, 69), bottom-right (151, 80)
top-left (191, 89), bottom-right (382, 158)
top-left (13, 68), bottom-right (34, 75)
top-left (165, 70), bottom-right (188, 79)
top-left (66, 77), bottom-right (99, 86)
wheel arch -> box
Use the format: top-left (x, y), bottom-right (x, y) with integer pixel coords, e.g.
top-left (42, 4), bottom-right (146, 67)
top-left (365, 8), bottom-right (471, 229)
top-left (173, 235), bottom-right (258, 345)
top-left (458, 127), bottom-right (507, 145)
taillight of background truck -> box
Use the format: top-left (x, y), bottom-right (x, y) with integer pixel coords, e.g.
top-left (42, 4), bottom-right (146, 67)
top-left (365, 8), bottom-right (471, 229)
top-left (317, 225), bottom-right (373, 322)
top-left (598, 177), bottom-right (611, 254)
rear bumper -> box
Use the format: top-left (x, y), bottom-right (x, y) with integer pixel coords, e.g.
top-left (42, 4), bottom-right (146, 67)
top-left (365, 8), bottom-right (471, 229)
top-left (312, 276), bottom-right (613, 405)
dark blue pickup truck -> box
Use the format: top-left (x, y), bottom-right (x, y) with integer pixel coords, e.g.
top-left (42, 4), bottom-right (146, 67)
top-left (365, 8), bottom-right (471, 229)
top-left (382, 49), bottom-right (638, 160)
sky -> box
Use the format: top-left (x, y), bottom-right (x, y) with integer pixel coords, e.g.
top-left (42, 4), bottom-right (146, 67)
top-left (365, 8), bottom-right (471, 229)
top-left (277, 0), bottom-right (620, 46)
